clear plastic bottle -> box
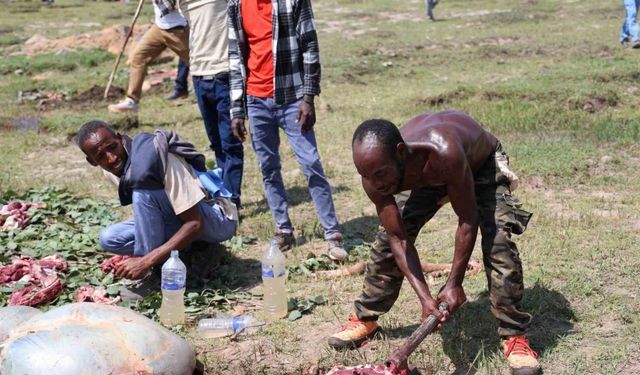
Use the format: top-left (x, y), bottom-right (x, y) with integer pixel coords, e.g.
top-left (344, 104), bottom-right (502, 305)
top-left (261, 240), bottom-right (288, 320)
top-left (158, 250), bottom-right (186, 326)
top-left (197, 315), bottom-right (265, 338)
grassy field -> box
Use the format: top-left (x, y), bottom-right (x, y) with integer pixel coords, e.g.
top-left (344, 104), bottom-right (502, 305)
top-left (1, 0), bottom-right (640, 374)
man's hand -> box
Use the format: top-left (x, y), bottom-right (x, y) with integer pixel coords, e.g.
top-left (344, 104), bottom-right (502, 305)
top-left (421, 296), bottom-right (448, 328)
top-left (115, 257), bottom-right (152, 280)
top-left (296, 95), bottom-right (316, 131)
top-left (437, 285), bottom-right (467, 315)
top-left (231, 118), bottom-right (247, 142)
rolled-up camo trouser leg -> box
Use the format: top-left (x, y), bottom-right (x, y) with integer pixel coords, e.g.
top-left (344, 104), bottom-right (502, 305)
top-left (354, 187), bottom-right (446, 321)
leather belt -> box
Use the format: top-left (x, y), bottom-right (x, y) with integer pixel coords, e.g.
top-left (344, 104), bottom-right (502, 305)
top-left (199, 72), bottom-right (229, 81)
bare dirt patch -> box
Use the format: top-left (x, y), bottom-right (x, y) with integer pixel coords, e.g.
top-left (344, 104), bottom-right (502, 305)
top-left (478, 36), bottom-right (519, 47)
top-left (19, 69), bottom-right (175, 113)
top-left (588, 155), bottom-right (626, 178)
top-left (197, 320), bottom-right (336, 374)
top-left (524, 175), bottom-right (546, 191)
top-left (418, 88), bottom-right (473, 106)
top-left (20, 24), bottom-right (175, 63)
top-left (70, 85), bottom-right (125, 103)
top-left (17, 89), bottom-right (67, 110)
top-left (566, 93), bottom-right (619, 113)
top-left (449, 9), bottom-right (512, 19)
top-left (616, 351), bottom-right (640, 374)
top-left (22, 24), bottom-right (150, 56)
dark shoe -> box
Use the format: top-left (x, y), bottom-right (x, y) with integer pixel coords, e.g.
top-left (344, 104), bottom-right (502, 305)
top-left (326, 232), bottom-right (348, 261)
top-left (165, 90), bottom-right (188, 101)
top-left (328, 314), bottom-right (380, 350)
top-left (119, 272), bottom-right (160, 302)
top-left (273, 231), bottom-right (295, 251)
top-left (631, 40), bottom-right (640, 49)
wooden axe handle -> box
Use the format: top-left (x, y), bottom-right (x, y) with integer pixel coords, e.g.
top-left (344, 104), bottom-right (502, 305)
top-left (385, 302), bottom-right (448, 369)
top-left (104, 0), bottom-right (145, 99)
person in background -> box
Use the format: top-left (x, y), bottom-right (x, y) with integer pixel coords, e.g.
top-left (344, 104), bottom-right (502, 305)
top-left (426, 0), bottom-right (439, 21)
top-left (227, 0), bottom-right (347, 260)
top-left (178, 0), bottom-right (244, 208)
top-left (621, 0), bottom-right (640, 48)
top-left (166, 59), bottom-right (190, 100)
top-left (109, 0), bottom-right (189, 112)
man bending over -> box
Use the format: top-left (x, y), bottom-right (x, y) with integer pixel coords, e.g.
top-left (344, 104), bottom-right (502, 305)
top-left (328, 110), bottom-right (540, 375)
top-left (77, 121), bottom-right (237, 286)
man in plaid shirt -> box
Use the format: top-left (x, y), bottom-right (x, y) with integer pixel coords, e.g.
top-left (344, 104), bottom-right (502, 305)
top-left (227, 0), bottom-right (347, 260)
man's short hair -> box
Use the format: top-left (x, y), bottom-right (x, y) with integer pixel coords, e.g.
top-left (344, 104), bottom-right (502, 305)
top-left (352, 119), bottom-right (404, 158)
top-left (76, 120), bottom-right (115, 148)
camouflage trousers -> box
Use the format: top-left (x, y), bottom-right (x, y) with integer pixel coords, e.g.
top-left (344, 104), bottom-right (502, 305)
top-left (354, 142), bottom-right (534, 337)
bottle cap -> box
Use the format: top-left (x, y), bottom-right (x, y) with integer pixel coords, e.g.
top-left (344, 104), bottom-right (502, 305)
top-left (171, 250), bottom-right (179, 257)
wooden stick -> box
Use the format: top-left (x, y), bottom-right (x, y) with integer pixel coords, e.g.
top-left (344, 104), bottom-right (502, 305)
top-left (104, 0), bottom-right (146, 99)
top-left (316, 258), bottom-right (483, 279)
top-left (385, 302), bottom-right (448, 370)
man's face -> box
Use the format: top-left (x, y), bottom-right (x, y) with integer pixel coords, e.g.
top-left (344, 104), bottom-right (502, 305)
top-left (353, 139), bottom-right (404, 196)
top-left (81, 128), bottom-right (127, 176)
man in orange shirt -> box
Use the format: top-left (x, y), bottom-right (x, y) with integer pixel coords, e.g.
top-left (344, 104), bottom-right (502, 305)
top-left (227, 0), bottom-right (347, 260)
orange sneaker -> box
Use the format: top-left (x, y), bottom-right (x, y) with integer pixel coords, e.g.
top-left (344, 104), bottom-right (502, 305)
top-left (502, 335), bottom-right (542, 375)
top-left (328, 314), bottom-right (380, 349)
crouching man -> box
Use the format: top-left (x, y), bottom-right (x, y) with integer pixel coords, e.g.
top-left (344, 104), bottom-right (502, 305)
top-left (328, 111), bottom-right (540, 375)
top-left (77, 121), bottom-right (238, 283)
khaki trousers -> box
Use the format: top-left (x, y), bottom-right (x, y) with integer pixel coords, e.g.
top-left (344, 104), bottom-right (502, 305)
top-left (127, 24), bottom-right (189, 102)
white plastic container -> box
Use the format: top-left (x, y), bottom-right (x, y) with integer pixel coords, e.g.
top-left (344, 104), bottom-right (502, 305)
top-left (158, 250), bottom-right (186, 326)
top-left (197, 315), bottom-right (265, 338)
top-left (261, 240), bottom-right (287, 320)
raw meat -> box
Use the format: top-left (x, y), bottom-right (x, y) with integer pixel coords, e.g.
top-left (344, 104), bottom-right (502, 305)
top-left (99, 255), bottom-right (132, 275)
top-left (0, 254), bottom-right (68, 283)
top-left (0, 255), bottom-right (68, 307)
top-left (0, 201), bottom-right (46, 231)
top-left (8, 274), bottom-right (63, 306)
top-left (325, 363), bottom-right (407, 375)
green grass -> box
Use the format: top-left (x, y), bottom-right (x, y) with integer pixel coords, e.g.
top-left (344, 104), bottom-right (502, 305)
top-left (0, 48), bottom-right (113, 75)
top-left (1, 0), bottom-right (640, 374)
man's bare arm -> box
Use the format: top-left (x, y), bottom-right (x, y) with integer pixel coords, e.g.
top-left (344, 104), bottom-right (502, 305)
top-left (364, 181), bottom-right (443, 321)
top-left (147, 204), bottom-right (203, 265)
top-left (437, 150), bottom-right (480, 313)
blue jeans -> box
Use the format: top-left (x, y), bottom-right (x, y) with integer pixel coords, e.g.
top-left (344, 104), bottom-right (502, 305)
top-left (193, 75), bottom-right (244, 204)
top-left (247, 95), bottom-right (340, 239)
top-left (621, 0), bottom-right (640, 43)
top-left (425, 0), bottom-right (438, 19)
top-left (99, 189), bottom-right (237, 256)
top-left (174, 59), bottom-right (189, 94)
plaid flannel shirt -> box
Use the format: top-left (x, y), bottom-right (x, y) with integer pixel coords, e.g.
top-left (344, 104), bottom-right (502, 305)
top-left (227, 0), bottom-right (321, 119)
top-left (153, 0), bottom-right (177, 17)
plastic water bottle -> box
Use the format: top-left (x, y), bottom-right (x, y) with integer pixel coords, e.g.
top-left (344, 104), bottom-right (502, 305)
top-left (197, 315), bottom-right (265, 338)
top-left (261, 240), bottom-right (288, 320)
top-left (158, 250), bottom-right (186, 326)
